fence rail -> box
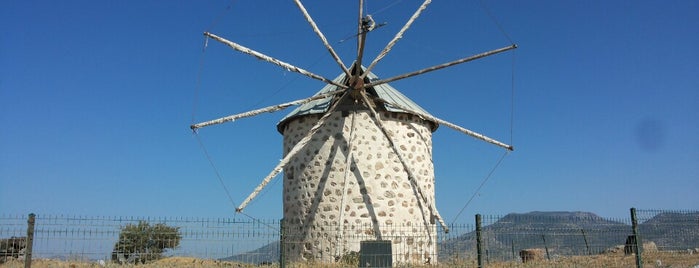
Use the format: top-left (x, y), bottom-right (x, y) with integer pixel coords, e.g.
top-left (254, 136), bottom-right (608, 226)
top-left (1, 208), bottom-right (697, 267)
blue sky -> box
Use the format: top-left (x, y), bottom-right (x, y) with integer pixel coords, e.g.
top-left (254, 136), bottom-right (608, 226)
top-left (1, 1), bottom-right (697, 222)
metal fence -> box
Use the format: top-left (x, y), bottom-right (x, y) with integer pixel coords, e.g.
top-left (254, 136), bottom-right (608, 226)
top-left (1, 208), bottom-right (697, 267)
top-left (0, 215), bottom-right (279, 263)
top-left (464, 212), bottom-right (633, 262)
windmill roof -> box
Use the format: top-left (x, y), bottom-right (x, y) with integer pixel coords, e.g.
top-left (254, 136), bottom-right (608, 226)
top-left (277, 68), bottom-right (438, 133)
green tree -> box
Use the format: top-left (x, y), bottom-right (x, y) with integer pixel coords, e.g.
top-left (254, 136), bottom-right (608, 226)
top-left (111, 221), bottom-right (181, 264)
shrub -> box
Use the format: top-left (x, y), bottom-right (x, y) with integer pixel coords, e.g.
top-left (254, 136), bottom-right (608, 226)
top-left (339, 251), bottom-right (359, 265)
top-left (111, 221), bottom-right (181, 264)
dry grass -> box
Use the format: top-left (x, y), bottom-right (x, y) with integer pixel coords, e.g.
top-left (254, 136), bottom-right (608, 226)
top-left (2, 252), bottom-right (698, 268)
top-left (441, 251), bottom-right (699, 268)
top-left (0, 257), bottom-right (257, 268)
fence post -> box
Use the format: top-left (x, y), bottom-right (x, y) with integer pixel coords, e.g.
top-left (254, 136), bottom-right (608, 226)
top-left (541, 234), bottom-right (550, 260)
top-left (581, 229), bottom-right (591, 255)
top-left (630, 208), bottom-right (643, 268)
top-left (279, 218), bottom-right (285, 268)
top-left (475, 214), bottom-right (483, 268)
top-left (25, 213), bottom-right (35, 268)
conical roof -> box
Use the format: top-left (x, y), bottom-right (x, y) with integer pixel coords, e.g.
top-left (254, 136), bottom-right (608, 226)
top-left (277, 68), bottom-right (438, 133)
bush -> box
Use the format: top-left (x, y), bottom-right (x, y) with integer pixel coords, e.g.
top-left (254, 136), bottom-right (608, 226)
top-left (339, 251), bottom-right (359, 265)
top-left (111, 221), bottom-right (181, 264)
top-left (0, 237), bottom-right (26, 263)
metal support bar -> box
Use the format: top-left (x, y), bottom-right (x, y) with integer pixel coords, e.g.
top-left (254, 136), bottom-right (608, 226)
top-left (24, 213), bottom-right (35, 268)
top-left (476, 214), bottom-right (483, 268)
top-left (279, 218), bottom-right (286, 268)
top-left (542, 234), bottom-right (551, 260)
top-left (581, 228), bottom-right (591, 255)
top-left (630, 207), bottom-right (644, 268)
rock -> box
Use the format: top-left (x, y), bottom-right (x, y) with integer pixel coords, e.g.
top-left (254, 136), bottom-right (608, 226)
top-left (624, 235), bottom-right (637, 255)
top-left (0, 237), bottom-right (27, 264)
top-left (643, 241), bottom-right (658, 252)
top-left (519, 248), bottom-right (545, 263)
top-left (604, 245), bottom-right (625, 254)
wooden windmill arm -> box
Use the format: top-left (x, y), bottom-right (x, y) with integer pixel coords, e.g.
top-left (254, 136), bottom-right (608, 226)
top-left (360, 0), bottom-right (432, 79)
top-left (375, 97), bottom-right (514, 151)
top-left (293, 0), bottom-right (351, 77)
top-left (236, 90), bottom-right (351, 212)
top-left (204, 32), bottom-right (348, 90)
top-left (190, 89), bottom-right (344, 130)
top-left (359, 92), bottom-right (450, 233)
top-left (365, 44), bottom-right (517, 88)
top-left (356, 0), bottom-right (364, 66)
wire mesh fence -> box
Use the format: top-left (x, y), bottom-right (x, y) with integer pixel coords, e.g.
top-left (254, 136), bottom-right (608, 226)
top-left (0, 215), bottom-right (279, 264)
top-left (636, 209), bottom-right (699, 251)
top-left (471, 212), bottom-right (633, 262)
top-left (1, 208), bottom-right (697, 267)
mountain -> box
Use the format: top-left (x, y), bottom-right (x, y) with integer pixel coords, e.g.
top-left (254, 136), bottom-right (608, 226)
top-left (639, 211), bottom-right (699, 251)
top-left (439, 211), bottom-right (630, 261)
top-left (221, 211), bottom-right (698, 264)
top-left (220, 241), bottom-right (279, 264)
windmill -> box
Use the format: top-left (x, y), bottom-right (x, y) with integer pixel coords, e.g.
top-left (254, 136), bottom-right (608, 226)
top-left (191, 1), bottom-right (516, 264)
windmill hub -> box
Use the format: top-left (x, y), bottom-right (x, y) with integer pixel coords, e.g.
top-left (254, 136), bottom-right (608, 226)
top-left (348, 78), bottom-right (365, 102)
top-left (347, 64), bottom-right (368, 102)
top-left (361, 15), bottom-right (376, 32)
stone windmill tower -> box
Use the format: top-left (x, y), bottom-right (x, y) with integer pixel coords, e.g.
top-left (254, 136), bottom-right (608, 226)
top-left (191, 1), bottom-right (516, 265)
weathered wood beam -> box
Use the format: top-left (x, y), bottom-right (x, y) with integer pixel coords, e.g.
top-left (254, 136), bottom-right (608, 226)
top-left (359, 91), bottom-right (449, 233)
top-left (357, 0), bottom-right (364, 63)
top-left (365, 44), bottom-right (517, 88)
top-left (375, 96), bottom-right (514, 151)
top-left (360, 0), bottom-right (432, 79)
top-left (293, 0), bottom-right (351, 77)
top-left (236, 91), bottom-right (350, 212)
top-left (204, 32), bottom-right (348, 89)
top-left (190, 89), bottom-right (345, 130)
top-left (353, 0), bottom-right (368, 78)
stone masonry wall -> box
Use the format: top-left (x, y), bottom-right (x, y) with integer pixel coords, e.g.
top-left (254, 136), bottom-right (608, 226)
top-left (281, 110), bottom-right (437, 264)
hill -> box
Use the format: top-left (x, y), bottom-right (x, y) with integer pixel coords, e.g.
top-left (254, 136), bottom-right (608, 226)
top-left (220, 241), bottom-right (279, 264)
top-left (222, 211), bottom-right (698, 264)
top-left (440, 211), bottom-right (630, 261)
top-left (639, 211), bottom-right (699, 251)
